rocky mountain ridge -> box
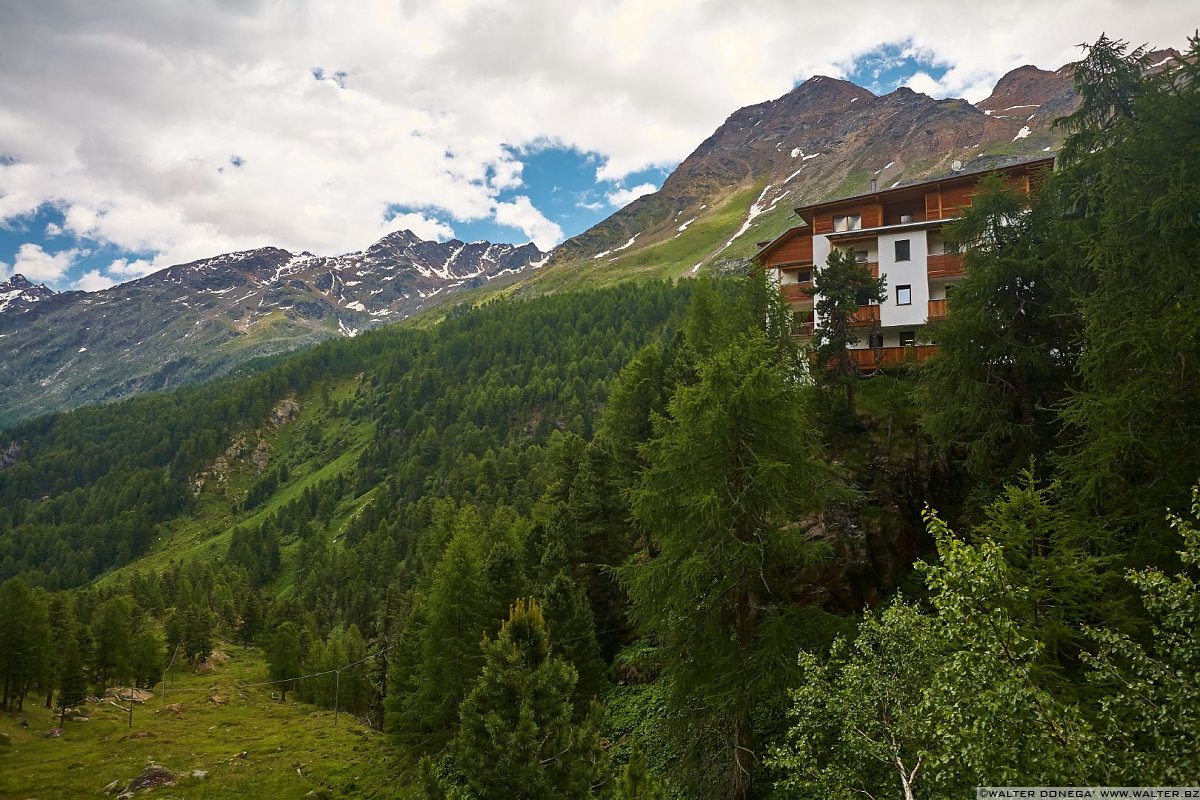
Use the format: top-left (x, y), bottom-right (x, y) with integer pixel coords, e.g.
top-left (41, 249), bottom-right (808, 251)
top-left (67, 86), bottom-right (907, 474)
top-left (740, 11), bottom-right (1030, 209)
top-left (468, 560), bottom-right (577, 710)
top-left (0, 273), bottom-right (59, 314)
top-left (0, 232), bottom-right (546, 421)
top-left (0, 46), bottom-right (1180, 423)
top-left (547, 48), bottom-right (1178, 274)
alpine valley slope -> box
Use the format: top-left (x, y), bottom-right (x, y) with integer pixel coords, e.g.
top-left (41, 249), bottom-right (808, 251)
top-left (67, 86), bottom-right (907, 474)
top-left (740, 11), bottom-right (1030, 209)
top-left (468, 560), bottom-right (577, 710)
top-left (0, 233), bottom-right (546, 422)
top-left (0, 47), bottom-right (1179, 423)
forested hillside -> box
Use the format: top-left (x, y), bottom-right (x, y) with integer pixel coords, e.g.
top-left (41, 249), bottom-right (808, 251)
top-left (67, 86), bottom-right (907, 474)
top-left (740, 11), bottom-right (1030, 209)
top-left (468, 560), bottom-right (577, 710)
top-left (1, 35), bottom-right (1199, 800)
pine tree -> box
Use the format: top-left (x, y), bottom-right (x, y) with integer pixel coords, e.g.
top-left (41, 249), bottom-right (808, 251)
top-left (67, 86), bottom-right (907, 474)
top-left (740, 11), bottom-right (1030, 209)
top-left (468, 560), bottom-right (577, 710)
top-left (132, 628), bottom-right (166, 689)
top-left (0, 578), bottom-right (51, 711)
top-left (411, 507), bottom-right (493, 738)
top-left (541, 571), bottom-right (606, 707)
top-left (181, 604), bottom-right (214, 664)
top-left (616, 748), bottom-right (667, 800)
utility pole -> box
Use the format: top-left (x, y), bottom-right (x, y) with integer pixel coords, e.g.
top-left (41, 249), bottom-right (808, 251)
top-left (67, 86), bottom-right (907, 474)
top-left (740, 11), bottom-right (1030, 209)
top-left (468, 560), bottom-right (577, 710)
top-left (161, 644), bottom-right (182, 711)
top-left (333, 669), bottom-right (340, 728)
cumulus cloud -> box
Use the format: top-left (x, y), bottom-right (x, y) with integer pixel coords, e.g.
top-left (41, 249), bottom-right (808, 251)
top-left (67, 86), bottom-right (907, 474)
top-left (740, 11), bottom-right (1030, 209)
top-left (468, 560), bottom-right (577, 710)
top-left (494, 196), bottom-right (565, 250)
top-left (606, 183), bottom-right (658, 208)
top-left (106, 258), bottom-right (157, 279)
top-left (72, 269), bottom-right (117, 292)
top-left (6, 243), bottom-right (81, 284)
top-left (0, 0), bottom-right (1192, 280)
top-left (383, 212), bottom-right (456, 243)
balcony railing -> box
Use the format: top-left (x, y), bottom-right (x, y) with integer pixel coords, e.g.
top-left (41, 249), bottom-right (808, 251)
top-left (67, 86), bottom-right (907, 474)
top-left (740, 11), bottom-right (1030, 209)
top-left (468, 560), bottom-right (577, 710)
top-left (848, 305), bottom-right (880, 327)
top-left (928, 298), bottom-right (948, 320)
top-left (781, 283), bottom-right (813, 303)
top-left (927, 252), bottom-right (964, 278)
top-left (850, 345), bottom-right (939, 371)
top-left (791, 322), bottom-right (815, 339)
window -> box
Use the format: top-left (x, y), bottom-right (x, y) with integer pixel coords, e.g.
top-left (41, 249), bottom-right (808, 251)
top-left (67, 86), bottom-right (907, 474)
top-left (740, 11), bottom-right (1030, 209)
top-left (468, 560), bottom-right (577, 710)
top-left (895, 239), bottom-right (911, 261)
top-left (868, 332), bottom-right (884, 349)
top-left (854, 249), bottom-right (869, 264)
top-left (833, 213), bottom-right (862, 232)
top-left (795, 268), bottom-right (812, 284)
top-left (896, 285), bottom-right (912, 306)
top-left (899, 331), bottom-right (916, 347)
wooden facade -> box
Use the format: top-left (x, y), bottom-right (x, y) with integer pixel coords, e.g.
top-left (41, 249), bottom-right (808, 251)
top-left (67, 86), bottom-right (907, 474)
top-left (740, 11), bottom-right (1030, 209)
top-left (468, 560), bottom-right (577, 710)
top-left (757, 157), bottom-right (1053, 370)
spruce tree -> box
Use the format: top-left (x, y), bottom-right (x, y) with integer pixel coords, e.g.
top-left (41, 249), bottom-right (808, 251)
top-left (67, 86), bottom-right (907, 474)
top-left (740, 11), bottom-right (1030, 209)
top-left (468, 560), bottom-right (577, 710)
top-left (810, 247), bottom-right (886, 414)
top-left (90, 595), bottom-right (134, 689)
top-left (437, 598), bottom-right (604, 799)
top-left (56, 636), bottom-right (88, 727)
top-left (1057, 34), bottom-right (1200, 540)
top-left (268, 621), bottom-right (304, 701)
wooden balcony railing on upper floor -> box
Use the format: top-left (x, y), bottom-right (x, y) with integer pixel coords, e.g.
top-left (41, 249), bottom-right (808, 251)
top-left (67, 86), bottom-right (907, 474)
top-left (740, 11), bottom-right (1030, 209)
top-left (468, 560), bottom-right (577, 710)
top-left (928, 298), bottom-right (948, 320)
top-left (850, 345), bottom-right (939, 371)
top-left (781, 283), bottom-right (813, 304)
top-left (848, 305), bottom-right (880, 327)
top-left (927, 252), bottom-right (964, 279)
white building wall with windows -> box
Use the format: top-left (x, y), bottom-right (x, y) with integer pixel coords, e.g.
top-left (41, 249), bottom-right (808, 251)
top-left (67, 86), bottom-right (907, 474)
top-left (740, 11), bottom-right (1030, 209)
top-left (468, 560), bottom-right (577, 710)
top-left (878, 231), bottom-right (929, 328)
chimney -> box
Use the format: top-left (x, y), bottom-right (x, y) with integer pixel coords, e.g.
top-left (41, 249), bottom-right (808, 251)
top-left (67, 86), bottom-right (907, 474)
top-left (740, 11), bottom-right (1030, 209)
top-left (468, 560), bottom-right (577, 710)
top-left (870, 178), bottom-right (878, 192)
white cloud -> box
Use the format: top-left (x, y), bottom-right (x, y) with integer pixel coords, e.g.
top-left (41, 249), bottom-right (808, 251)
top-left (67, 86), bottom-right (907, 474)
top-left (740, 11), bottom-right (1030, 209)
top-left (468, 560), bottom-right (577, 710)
top-left (606, 183), bottom-right (658, 208)
top-left (106, 258), bottom-right (157, 279)
top-left (384, 212), bottom-right (456, 242)
top-left (0, 0), bottom-right (1192, 278)
top-left (72, 269), bottom-right (116, 292)
top-left (494, 196), bottom-right (564, 250)
top-left (7, 243), bottom-right (80, 284)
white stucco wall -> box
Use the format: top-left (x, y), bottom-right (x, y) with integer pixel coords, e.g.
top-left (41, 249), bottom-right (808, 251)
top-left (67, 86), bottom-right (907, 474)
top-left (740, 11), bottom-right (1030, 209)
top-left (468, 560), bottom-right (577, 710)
top-left (878, 231), bottom-right (929, 328)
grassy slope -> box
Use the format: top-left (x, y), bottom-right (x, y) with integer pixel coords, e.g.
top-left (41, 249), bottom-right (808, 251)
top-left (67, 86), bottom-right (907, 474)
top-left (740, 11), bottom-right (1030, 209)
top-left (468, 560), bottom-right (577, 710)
top-left (95, 377), bottom-right (371, 589)
top-left (0, 646), bottom-right (412, 800)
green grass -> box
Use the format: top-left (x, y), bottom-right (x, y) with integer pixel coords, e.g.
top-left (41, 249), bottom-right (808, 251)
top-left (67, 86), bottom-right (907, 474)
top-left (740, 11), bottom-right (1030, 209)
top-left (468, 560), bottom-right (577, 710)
top-left (0, 646), bottom-right (416, 800)
top-left (531, 182), bottom-right (767, 292)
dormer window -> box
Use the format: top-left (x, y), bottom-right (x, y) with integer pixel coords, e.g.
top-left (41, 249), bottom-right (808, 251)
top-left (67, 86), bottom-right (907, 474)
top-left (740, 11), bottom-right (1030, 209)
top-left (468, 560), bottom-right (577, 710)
top-left (833, 213), bottom-right (862, 232)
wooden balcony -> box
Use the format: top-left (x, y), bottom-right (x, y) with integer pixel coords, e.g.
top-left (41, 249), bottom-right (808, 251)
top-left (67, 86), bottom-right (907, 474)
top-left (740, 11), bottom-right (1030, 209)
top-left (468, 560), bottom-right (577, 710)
top-left (927, 252), bottom-right (964, 278)
top-left (848, 305), bottom-right (880, 327)
top-left (781, 283), bottom-right (813, 303)
top-left (791, 321), bottom-right (814, 339)
top-left (850, 345), bottom-right (939, 371)
top-left (928, 298), bottom-right (948, 320)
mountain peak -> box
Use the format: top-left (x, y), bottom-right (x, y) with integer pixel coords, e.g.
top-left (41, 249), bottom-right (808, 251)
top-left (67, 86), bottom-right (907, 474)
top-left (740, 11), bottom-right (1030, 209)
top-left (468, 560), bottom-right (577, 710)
top-left (0, 273), bottom-right (57, 315)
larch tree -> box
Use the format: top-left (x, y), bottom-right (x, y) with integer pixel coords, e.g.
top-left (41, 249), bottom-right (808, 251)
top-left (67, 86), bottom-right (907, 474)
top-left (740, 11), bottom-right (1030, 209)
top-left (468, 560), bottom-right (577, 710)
top-left (619, 329), bottom-right (835, 800)
top-left (914, 173), bottom-right (1080, 481)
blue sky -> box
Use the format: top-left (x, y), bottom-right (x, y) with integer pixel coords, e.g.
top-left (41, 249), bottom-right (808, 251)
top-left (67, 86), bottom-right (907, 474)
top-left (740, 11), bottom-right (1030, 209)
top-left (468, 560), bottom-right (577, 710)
top-left (0, 1), bottom-right (1191, 292)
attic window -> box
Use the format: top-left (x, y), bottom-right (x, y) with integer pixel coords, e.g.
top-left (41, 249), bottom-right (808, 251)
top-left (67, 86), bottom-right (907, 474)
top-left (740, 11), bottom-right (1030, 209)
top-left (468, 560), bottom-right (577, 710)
top-left (833, 213), bottom-right (862, 232)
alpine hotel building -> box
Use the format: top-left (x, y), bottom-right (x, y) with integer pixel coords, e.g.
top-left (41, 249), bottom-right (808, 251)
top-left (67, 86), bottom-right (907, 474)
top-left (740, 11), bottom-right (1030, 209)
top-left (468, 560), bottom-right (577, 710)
top-left (754, 156), bottom-right (1054, 370)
